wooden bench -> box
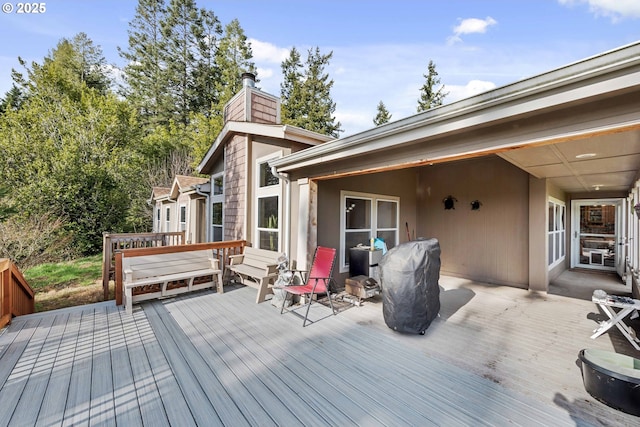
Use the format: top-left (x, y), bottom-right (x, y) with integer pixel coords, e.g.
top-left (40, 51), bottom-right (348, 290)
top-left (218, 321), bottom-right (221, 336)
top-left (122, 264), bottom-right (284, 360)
top-left (229, 247), bottom-right (282, 303)
top-left (123, 249), bottom-right (222, 314)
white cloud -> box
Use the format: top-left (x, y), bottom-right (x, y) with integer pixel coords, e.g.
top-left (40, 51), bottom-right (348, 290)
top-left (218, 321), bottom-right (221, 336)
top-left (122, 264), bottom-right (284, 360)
top-left (445, 80), bottom-right (497, 102)
top-left (558, 0), bottom-right (640, 21)
top-left (249, 38), bottom-right (290, 63)
top-left (448, 17), bottom-right (497, 45)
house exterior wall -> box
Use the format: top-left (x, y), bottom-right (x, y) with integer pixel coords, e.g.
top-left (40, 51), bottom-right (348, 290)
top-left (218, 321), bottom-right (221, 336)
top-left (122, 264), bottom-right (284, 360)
top-left (417, 156), bottom-right (530, 288)
top-left (224, 134), bottom-right (247, 241)
top-left (313, 169), bottom-right (418, 285)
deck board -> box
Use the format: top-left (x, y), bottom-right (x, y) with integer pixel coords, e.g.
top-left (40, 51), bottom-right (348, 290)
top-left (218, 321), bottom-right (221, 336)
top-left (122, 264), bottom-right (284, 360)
top-left (1, 272), bottom-right (639, 426)
top-left (13, 313), bottom-right (68, 427)
top-left (106, 304), bottom-right (144, 427)
top-left (35, 310), bottom-right (82, 427)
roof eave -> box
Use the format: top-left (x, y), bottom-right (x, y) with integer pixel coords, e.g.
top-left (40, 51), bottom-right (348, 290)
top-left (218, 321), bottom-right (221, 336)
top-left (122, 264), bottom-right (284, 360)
top-left (271, 41), bottom-right (640, 173)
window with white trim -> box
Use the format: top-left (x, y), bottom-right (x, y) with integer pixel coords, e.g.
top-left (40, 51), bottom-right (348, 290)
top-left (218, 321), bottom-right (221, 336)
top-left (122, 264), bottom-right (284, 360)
top-left (155, 206), bottom-right (161, 231)
top-left (340, 191), bottom-right (399, 272)
top-left (548, 197), bottom-right (566, 268)
top-left (255, 154), bottom-right (281, 251)
top-left (179, 205), bottom-right (186, 231)
top-left (211, 173), bottom-right (224, 241)
top-left (165, 206), bottom-right (171, 232)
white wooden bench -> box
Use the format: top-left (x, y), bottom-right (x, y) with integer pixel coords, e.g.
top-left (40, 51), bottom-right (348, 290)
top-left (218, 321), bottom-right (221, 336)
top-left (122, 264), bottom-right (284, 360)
top-left (229, 247), bottom-right (282, 303)
top-left (123, 249), bottom-right (222, 314)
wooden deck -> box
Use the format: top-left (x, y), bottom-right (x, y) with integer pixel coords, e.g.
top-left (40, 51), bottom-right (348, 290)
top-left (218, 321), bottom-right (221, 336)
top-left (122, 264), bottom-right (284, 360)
top-left (1, 273), bottom-right (638, 426)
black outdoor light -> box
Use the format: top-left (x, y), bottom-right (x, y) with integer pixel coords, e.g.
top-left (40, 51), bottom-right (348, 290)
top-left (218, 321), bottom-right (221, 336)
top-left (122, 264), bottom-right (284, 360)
top-left (471, 200), bottom-right (482, 210)
top-left (443, 195), bottom-right (457, 210)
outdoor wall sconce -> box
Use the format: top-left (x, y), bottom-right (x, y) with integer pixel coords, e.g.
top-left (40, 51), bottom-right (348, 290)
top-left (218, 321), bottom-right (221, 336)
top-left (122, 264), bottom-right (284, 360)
top-left (471, 200), bottom-right (482, 210)
top-left (443, 195), bottom-right (458, 210)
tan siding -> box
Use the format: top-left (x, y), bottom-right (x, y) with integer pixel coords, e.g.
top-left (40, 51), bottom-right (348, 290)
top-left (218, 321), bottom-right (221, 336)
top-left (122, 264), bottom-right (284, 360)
top-left (417, 156), bottom-right (529, 287)
top-left (250, 92), bottom-right (278, 124)
top-left (315, 169), bottom-right (418, 285)
top-left (224, 135), bottom-right (246, 241)
top-left (225, 96), bottom-right (245, 122)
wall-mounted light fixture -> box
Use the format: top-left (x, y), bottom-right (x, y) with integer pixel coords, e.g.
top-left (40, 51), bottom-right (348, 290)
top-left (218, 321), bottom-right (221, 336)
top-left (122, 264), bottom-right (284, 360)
top-left (443, 195), bottom-right (458, 210)
top-left (470, 200), bottom-right (482, 211)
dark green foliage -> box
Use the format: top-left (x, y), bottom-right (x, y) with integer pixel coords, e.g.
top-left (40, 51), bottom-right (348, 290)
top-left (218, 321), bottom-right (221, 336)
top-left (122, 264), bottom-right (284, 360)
top-left (373, 100), bottom-right (392, 126)
top-left (0, 85), bottom-right (25, 113)
top-left (280, 47), bottom-right (342, 138)
top-left (417, 59), bottom-right (448, 112)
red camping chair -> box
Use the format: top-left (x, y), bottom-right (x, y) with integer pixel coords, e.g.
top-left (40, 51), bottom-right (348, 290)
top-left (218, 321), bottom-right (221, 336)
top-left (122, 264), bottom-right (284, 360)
top-left (280, 246), bottom-right (338, 327)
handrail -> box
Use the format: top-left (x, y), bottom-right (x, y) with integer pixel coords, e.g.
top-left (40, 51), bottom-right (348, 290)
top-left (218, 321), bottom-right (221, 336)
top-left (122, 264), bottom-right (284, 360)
top-left (114, 240), bottom-right (247, 305)
top-left (0, 258), bottom-right (35, 328)
top-left (102, 231), bottom-right (186, 299)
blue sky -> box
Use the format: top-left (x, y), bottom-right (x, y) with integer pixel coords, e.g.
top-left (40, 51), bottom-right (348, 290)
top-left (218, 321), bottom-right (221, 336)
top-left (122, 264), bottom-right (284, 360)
top-left (1, 0), bottom-right (639, 135)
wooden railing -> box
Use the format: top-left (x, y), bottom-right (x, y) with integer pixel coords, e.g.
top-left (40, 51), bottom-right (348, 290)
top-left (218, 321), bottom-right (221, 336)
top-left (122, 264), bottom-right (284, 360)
top-left (102, 231), bottom-right (186, 299)
top-left (0, 258), bottom-right (35, 328)
top-left (114, 240), bottom-right (247, 305)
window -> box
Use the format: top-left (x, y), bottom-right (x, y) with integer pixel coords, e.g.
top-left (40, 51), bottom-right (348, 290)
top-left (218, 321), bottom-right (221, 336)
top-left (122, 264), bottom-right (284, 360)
top-left (548, 197), bottom-right (566, 268)
top-left (211, 173), bottom-right (224, 241)
top-left (179, 205), bottom-right (186, 231)
top-left (165, 207), bottom-right (171, 232)
top-left (155, 206), bottom-right (160, 231)
top-left (255, 154), bottom-right (281, 251)
top-left (340, 191), bottom-right (399, 271)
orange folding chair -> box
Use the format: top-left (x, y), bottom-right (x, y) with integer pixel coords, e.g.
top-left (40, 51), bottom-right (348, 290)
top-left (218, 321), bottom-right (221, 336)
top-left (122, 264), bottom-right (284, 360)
top-left (280, 246), bottom-right (338, 327)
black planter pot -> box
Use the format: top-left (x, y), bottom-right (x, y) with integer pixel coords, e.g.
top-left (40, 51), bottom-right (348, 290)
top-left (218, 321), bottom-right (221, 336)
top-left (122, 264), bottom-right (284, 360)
top-left (578, 349), bottom-right (640, 416)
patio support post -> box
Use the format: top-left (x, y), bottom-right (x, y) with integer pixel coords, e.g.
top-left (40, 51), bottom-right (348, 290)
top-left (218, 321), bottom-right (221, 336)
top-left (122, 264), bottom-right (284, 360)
top-left (529, 176), bottom-right (549, 292)
top-left (296, 178), bottom-right (318, 271)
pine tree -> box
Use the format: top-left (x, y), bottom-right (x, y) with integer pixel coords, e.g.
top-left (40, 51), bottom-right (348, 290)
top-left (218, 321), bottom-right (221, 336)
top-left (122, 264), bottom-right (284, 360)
top-left (280, 47), bottom-right (304, 126)
top-left (71, 32), bottom-right (111, 94)
top-left (161, 0), bottom-right (201, 125)
top-left (213, 19), bottom-right (256, 118)
top-left (191, 8), bottom-right (222, 117)
top-left (119, 0), bottom-right (169, 125)
top-left (0, 85), bottom-right (25, 113)
top-left (281, 46), bottom-right (342, 137)
top-left (417, 59), bottom-right (447, 112)
top-left (373, 100), bottom-right (392, 126)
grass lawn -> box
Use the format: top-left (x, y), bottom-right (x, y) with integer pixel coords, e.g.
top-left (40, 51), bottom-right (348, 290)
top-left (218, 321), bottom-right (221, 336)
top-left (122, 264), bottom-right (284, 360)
top-left (23, 255), bottom-right (114, 312)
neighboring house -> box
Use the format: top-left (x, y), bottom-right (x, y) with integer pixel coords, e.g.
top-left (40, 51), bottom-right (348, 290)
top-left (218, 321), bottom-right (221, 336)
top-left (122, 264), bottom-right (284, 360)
top-left (196, 73), bottom-right (332, 252)
top-left (150, 175), bottom-right (209, 243)
top-left (270, 41), bottom-right (640, 297)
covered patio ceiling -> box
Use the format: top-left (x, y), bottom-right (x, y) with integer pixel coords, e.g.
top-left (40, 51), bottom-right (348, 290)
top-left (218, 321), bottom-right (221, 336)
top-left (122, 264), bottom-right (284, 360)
top-left (499, 127), bottom-right (640, 194)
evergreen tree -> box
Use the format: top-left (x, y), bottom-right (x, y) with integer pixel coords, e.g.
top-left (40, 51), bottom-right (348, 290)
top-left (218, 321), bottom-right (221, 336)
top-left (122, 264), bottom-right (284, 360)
top-left (280, 47), bottom-right (304, 126)
top-left (417, 59), bottom-right (447, 112)
top-left (119, 0), bottom-right (170, 126)
top-left (161, 0), bottom-right (201, 125)
top-left (71, 32), bottom-right (111, 94)
top-left (0, 85), bottom-right (25, 113)
top-left (213, 19), bottom-right (256, 118)
top-left (191, 8), bottom-right (222, 117)
top-left (281, 46), bottom-right (342, 137)
top-left (373, 100), bottom-right (392, 126)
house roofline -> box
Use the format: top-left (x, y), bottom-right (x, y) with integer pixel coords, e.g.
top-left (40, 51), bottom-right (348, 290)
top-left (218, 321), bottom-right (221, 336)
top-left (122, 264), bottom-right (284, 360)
top-left (197, 121), bottom-right (333, 174)
top-left (271, 40), bottom-right (640, 173)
